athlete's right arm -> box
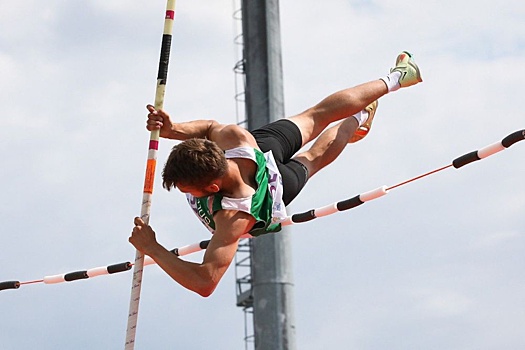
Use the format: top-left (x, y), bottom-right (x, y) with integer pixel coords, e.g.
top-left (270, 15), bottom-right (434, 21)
top-left (129, 210), bottom-right (255, 297)
top-left (145, 104), bottom-right (224, 140)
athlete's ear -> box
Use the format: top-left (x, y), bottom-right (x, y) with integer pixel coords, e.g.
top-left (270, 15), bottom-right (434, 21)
top-left (206, 183), bottom-right (220, 193)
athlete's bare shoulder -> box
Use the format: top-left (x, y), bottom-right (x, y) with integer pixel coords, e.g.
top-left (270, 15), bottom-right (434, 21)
top-left (210, 124), bottom-right (258, 150)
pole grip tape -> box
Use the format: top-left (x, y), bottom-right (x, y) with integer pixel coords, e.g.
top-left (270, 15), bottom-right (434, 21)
top-left (157, 34), bottom-right (172, 83)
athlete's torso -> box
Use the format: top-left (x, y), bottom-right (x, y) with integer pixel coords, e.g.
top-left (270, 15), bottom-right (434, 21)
top-left (186, 147), bottom-right (287, 237)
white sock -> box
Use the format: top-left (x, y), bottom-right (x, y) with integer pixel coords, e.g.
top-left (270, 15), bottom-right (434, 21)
top-left (380, 70), bottom-right (402, 92)
top-left (352, 109), bottom-right (369, 127)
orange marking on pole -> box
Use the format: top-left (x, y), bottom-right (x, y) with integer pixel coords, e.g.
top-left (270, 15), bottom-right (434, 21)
top-left (143, 159), bottom-right (157, 194)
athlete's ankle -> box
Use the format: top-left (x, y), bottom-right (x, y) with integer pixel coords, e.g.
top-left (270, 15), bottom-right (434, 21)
top-left (352, 109), bottom-right (368, 127)
top-left (380, 71), bottom-right (401, 92)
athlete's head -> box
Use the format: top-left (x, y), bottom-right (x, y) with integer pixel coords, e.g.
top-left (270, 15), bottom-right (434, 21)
top-left (162, 138), bottom-right (227, 192)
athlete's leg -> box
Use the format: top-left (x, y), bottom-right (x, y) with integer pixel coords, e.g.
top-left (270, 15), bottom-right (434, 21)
top-left (288, 51), bottom-right (422, 147)
top-left (292, 117), bottom-right (359, 178)
top-left (291, 51), bottom-right (422, 178)
top-left (287, 80), bottom-right (387, 147)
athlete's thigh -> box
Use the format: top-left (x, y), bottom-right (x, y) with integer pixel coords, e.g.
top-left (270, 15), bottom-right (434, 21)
top-left (251, 119), bottom-right (303, 162)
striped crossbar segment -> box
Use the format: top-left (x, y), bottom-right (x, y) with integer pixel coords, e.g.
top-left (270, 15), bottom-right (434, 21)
top-left (0, 239), bottom-right (227, 291)
top-left (0, 243), bottom-right (211, 291)
top-left (452, 130), bottom-right (525, 168)
top-left (126, 1), bottom-right (177, 349)
top-left (42, 263), bottom-right (133, 284)
top-left (283, 186), bottom-right (389, 224)
top-left (0, 263), bottom-right (132, 291)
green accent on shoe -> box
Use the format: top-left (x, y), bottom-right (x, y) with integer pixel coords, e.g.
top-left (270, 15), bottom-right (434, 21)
top-left (391, 51), bottom-right (423, 88)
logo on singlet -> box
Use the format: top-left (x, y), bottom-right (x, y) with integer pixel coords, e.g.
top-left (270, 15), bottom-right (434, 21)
top-left (188, 196), bottom-right (216, 232)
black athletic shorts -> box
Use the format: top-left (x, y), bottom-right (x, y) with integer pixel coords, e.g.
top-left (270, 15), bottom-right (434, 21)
top-left (251, 119), bottom-right (309, 205)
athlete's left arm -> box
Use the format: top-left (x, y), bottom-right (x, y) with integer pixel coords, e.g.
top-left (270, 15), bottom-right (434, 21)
top-left (129, 210), bottom-right (255, 297)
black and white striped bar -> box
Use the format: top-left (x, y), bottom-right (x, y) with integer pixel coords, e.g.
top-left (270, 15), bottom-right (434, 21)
top-left (0, 241), bottom-right (214, 291)
top-left (0, 263), bottom-right (132, 291)
top-left (453, 130), bottom-right (525, 168)
top-left (43, 262), bottom-right (132, 284)
top-left (281, 186), bottom-right (389, 225)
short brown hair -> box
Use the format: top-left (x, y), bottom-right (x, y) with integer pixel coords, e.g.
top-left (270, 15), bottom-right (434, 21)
top-left (162, 138), bottom-right (227, 191)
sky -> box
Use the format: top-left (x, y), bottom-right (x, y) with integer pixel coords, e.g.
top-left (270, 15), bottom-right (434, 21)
top-left (1, 0), bottom-right (524, 349)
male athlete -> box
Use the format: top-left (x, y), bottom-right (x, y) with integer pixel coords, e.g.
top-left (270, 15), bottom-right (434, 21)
top-left (129, 51), bottom-right (422, 296)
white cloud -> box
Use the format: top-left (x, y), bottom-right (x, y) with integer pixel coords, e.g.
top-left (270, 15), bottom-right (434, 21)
top-left (1, 0), bottom-right (524, 349)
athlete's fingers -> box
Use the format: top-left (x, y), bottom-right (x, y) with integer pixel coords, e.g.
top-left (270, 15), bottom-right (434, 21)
top-left (134, 217), bottom-right (145, 226)
top-left (146, 104), bottom-right (156, 113)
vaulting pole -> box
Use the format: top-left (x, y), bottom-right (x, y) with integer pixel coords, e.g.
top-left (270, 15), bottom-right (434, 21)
top-left (124, 1), bottom-right (176, 348)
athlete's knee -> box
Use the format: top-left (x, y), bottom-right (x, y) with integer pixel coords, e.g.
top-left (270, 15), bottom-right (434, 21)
top-left (292, 154), bottom-right (320, 178)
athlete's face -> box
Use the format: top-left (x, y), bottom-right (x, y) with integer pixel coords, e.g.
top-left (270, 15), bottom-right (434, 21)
top-left (176, 183), bottom-right (219, 198)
